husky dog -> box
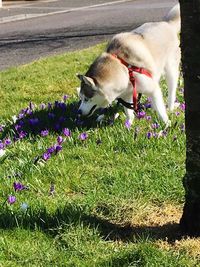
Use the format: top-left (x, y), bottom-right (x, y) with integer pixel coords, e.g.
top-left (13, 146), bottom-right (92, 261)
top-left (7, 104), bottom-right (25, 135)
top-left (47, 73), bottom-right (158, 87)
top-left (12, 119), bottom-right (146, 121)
top-left (77, 4), bottom-right (180, 126)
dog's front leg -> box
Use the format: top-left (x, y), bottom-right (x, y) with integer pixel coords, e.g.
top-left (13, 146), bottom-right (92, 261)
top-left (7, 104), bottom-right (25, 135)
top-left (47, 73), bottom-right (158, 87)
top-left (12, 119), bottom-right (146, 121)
top-left (122, 94), bottom-right (135, 125)
top-left (125, 107), bottom-right (135, 125)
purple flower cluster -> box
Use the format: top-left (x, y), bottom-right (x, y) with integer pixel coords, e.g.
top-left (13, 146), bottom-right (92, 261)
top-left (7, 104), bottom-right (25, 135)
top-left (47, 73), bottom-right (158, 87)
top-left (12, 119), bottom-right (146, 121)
top-left (41, 130), bottom-right (49, 137)
top-left (137, 111), bottom-right (146, 119)
top-left (42, 136), bottom-right (63, 162)
top-left (146, 130), bottom-right (167, 139)
top-left (10, 97), bottom-right (71, 139)
top-left (121, 95), bottom-right (186, 143)
top-left (7, 182), bottom-right (28, 205)
top-left (151, 123), bottom-right (160, 129)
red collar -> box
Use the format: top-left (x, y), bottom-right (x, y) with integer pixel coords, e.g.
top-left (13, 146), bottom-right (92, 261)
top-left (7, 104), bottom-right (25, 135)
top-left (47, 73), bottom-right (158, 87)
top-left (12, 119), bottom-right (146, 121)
top-left (111, 54), bottom-right (152, 111)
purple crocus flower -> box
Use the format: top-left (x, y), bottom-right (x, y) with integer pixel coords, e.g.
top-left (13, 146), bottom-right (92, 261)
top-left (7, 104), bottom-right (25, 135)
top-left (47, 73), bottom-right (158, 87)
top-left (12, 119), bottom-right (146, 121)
top-left (147, 132), bottom-right (152, 139)
top-left (63, 128), bottom-right (71, 137)
top-left (79, 132), bottom-right (88, 141)
top-left (15, 124), bottom-right (22, 132)
top-left (55, 145), bottom-right (62, 153)
top-left (144, 102), bottom-right (152, 109)
top-left (137, 111), bottom-right (146, 119)
top-left (29, 102), bottom-right (35, 110)
top-left (180, 103), bottom-right (186, 111)
top-left (13, 182), bottom-right (25, 191)
top-left (43, 152), bottom-right (51, 161)
top-left (59, 102), bottom-right (67, 111)
top-left (48, 113), bottom-right (56, 119)
top-left (26, 109), bottom-right (33, 115)
top-left (19, 131), bottom-right (27, 139)
top-left (180, 123), bottom-right (185, 132)
top-left (0, 142), bottom-right (4, 150)
top-left (54, 101), bottom-right (59, 108)
top-left (63, 95), bottom-right (69, 102)
top-left (4, 138), bottom-right (12, 146)
top-left (18, 113), bottom-right (25, 119)
top-left (47, 146), bottom-right (56, 154)
top-left (124, 120), bottom-right (131, 129)
top-left (48, 103), bottom-right (52, 110)
top-left (162, 130), bottom-right (168, 137)
top-left (146, 116), bottom-right (152, 121)
top-left (151, 123), bottom-right (160, 129)
top-left (40, 103), bottom-right (46, 110)
top-left (8, 195), bottom-right (16, 205)
top-left (59, 116), bottom-right (65, 124)
top-left (41, 130), bottom-right (49, 137)
top-left (57, 136), bottom-right (63, 145)
top-left (54, 123), bottom-right (61, 131)
top-left (18, 120), bottom-right (25, 127)
top-left (153, 132), bottom-right (158, 138)
top-left (29, 118), bottom-right (39, 126)
top-left (75, 118), bottom-right (84, 126)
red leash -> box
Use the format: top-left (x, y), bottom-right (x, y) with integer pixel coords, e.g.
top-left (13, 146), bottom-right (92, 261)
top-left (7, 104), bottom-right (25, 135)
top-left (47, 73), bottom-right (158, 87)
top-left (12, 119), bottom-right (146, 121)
top-left (112, 54), bottom-right (152, 111)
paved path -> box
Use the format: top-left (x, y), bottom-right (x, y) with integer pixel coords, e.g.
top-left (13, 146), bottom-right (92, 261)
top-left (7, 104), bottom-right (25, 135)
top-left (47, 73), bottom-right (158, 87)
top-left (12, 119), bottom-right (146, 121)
top-left (0, 0), bottom-right (178, 71)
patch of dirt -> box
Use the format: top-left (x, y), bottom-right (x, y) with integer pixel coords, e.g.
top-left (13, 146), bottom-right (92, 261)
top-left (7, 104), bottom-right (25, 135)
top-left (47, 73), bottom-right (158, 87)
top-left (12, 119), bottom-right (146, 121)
top-left (132, 203), bottom-right (200, 258)
top-left (131, 203), bottom-right (182, 227)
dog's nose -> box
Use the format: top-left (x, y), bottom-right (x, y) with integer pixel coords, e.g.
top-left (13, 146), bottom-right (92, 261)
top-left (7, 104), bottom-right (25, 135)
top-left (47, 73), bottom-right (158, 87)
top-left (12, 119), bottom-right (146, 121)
top-left (77, 109), bottom-right (82, 115)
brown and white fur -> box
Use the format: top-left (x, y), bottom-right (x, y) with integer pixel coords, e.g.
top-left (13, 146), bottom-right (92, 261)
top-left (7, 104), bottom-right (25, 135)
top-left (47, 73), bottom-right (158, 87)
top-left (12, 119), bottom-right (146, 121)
top-left (77, 4), bottom-right (180, 126)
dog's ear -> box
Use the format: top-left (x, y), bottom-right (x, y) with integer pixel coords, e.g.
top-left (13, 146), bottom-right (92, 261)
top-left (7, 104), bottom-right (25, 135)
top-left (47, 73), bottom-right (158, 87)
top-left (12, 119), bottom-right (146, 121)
top-left (77, 74), bottom-right (95, 88)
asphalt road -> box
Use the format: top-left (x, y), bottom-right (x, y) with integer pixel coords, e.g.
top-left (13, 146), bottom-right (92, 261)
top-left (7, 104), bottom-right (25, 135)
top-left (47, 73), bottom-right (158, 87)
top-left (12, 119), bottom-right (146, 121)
top-left (0, 0), bottom-right (178, 71)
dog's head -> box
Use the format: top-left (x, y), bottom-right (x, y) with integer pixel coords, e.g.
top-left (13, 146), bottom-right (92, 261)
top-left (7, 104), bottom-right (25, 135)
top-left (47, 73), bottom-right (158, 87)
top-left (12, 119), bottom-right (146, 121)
top-left (77, 74), bottom-right (110, 117)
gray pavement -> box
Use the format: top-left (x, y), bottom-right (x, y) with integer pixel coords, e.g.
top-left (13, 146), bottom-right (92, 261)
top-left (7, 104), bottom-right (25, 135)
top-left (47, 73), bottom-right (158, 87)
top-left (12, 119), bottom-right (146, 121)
top-left (0, 0), bottom-right (178, 70)
top-left (0, 0), bottom-right (131, 23)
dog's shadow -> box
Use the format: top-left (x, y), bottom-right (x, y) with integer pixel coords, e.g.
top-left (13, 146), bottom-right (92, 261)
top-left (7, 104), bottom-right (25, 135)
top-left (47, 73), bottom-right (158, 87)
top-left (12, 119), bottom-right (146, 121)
top-left (0, 99), bottom-right (121, 141)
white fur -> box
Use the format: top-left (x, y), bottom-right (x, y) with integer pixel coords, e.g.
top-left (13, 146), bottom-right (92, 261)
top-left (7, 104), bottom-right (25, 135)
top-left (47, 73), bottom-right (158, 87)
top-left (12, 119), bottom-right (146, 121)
top-left (77, 4), bottom-right (180, 126)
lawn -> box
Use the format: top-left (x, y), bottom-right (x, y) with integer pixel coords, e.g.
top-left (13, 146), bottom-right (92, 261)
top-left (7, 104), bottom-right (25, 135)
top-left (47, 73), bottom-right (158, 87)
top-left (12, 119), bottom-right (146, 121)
top-left (0, 43), bottom-right (199, 266)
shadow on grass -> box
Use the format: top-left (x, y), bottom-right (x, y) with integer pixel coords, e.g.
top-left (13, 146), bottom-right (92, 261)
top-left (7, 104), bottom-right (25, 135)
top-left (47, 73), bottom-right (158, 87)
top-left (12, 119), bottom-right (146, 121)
top-left (0, 203), bottom-right (182, 244)
top-left (0, 99), bottom-right (120, 141)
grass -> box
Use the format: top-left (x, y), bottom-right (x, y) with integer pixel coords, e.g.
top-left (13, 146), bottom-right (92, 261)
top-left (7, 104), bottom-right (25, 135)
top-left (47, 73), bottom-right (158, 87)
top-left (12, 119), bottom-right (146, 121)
top-left (0, 43), bottom-right (199, 266)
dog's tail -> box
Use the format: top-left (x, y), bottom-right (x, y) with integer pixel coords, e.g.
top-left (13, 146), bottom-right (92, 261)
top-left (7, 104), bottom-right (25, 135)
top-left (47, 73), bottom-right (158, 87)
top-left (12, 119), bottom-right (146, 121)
top-left (165, 4), bottom-right (180, 33)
